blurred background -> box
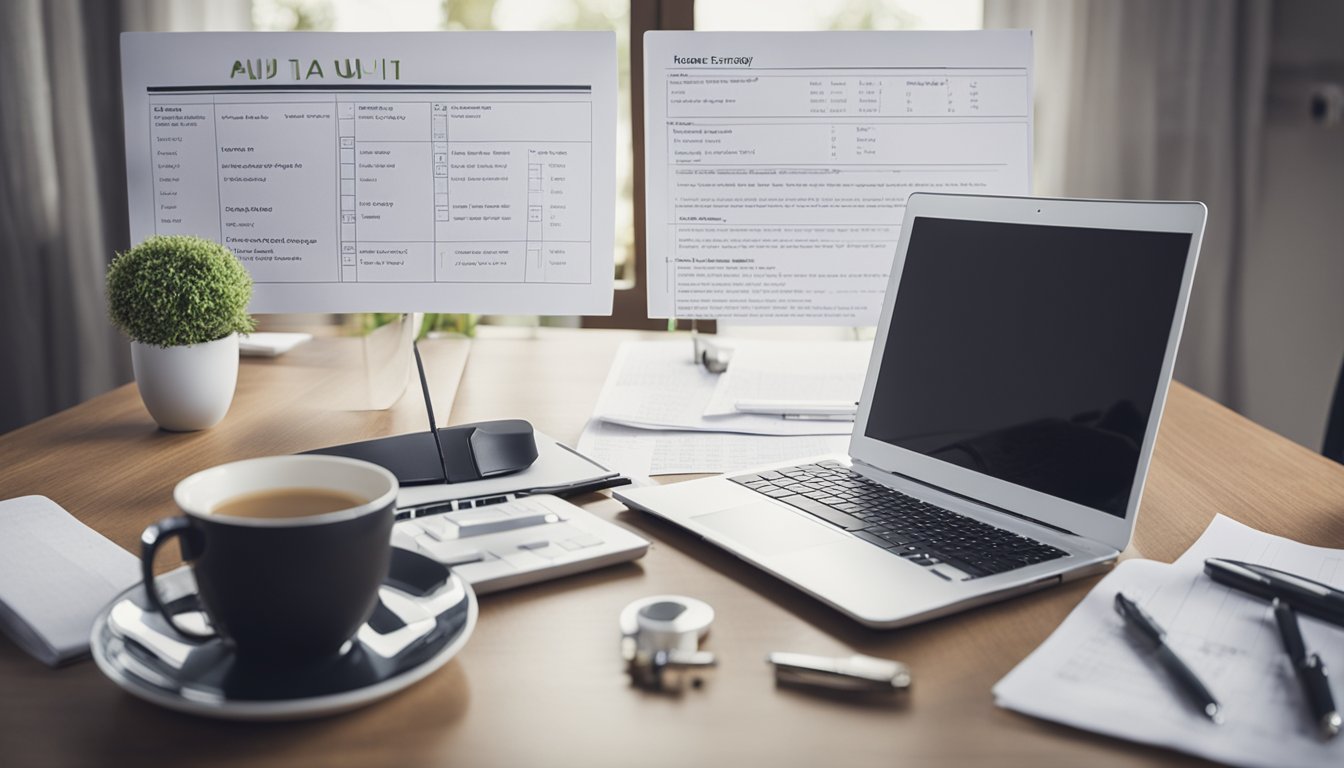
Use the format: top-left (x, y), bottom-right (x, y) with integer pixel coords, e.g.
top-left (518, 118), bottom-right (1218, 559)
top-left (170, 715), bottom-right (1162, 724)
top-left (1, 0), bottom-right (1340, 458)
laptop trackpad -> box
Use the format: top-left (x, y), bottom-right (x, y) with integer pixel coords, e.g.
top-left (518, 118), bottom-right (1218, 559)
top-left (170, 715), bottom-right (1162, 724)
top-left (693, 502), bottom-right (838, 556)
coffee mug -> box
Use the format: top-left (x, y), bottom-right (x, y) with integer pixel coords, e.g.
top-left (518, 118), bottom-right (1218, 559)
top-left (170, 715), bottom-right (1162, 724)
top-left (140, 455), bottom-right (399, 660)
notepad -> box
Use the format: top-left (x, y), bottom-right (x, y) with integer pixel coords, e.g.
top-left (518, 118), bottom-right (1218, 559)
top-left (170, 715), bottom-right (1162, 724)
top-left (0, 496), bottom-right (140, 666)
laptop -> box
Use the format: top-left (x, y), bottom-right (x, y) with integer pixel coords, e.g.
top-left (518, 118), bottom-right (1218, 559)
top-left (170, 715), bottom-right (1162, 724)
top-left (615, 193), bottom-right (1205, 628)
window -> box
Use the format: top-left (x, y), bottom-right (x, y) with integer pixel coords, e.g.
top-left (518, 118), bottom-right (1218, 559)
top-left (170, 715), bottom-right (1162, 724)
top-left (696, 0), bottom-right (981, 32)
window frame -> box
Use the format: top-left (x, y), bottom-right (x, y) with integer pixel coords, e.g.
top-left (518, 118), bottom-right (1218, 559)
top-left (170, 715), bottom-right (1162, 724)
top-left (582, 0), bottom-right (711, 331)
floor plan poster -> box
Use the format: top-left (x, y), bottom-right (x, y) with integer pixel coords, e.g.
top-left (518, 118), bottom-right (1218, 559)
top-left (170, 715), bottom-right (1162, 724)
top-left (122, 32), bottom-right (616, 314)
top-left (643, 31), bottom-right (1032, 324)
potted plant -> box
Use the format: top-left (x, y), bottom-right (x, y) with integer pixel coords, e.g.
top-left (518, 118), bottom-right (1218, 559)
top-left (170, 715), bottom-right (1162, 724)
top-left (107, 235), bottom-right (255, 431)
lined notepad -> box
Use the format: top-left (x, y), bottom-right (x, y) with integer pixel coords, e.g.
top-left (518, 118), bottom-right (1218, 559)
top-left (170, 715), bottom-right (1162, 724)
top-left (0, 496), bottom-right (140, 666)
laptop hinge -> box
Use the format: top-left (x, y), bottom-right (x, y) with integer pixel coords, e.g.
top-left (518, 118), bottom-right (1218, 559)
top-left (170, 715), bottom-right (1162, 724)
top-left (849, 459), bottom-right (1081, 538)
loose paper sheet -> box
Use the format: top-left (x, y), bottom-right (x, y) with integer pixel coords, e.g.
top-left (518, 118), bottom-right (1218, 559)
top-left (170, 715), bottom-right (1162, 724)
top-left (578, 419), bottom-right (848, 477)
top-left (122, 32), bottom-right (616, 314)
top-left (993, 515), bottom-right (1344, 767)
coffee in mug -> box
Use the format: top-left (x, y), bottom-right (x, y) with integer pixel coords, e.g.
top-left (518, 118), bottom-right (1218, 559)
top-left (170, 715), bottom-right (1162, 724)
top-left (213, 487), bottom-right (367, 520)
top-left (140, 455), bottom-right (399, 660)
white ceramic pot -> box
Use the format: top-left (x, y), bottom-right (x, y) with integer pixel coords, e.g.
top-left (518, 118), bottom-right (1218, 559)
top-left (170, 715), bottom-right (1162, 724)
top-left (130, 333), bottom-right (239, 431)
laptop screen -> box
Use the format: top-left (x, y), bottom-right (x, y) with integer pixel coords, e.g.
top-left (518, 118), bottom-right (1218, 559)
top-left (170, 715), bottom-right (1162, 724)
top-left (863, 216), bottom-right (1191, 518)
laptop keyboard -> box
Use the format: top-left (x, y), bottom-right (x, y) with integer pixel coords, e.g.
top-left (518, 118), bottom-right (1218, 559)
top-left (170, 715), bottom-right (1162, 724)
top-left (729, 460), bottom-right (1066, 579)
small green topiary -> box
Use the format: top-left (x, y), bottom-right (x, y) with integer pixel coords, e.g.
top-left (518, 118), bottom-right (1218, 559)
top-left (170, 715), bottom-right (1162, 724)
top-left (107, 235), bottom-right (256, 347)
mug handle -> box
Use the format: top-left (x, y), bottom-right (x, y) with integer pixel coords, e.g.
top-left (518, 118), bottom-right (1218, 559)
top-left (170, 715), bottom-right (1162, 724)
top-left (140, 516), bottom-right (218, 642)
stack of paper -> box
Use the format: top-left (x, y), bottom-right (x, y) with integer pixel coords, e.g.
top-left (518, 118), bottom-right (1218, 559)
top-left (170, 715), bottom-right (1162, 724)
top-left (994, 515), bottom-right (1344, 767)
top-left (579, 340), bottom-right (870, 477)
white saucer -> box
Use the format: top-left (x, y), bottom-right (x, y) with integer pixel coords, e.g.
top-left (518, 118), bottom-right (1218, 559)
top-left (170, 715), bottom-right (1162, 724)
top-left (91, 547), bottom-right (476, 720)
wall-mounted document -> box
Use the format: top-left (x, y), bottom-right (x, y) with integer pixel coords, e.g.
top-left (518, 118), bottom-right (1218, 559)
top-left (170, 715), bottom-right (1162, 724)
top-left (122, 32), bottom-right (616, 314)
top-left (643, 31), bottom-right (1032, 324)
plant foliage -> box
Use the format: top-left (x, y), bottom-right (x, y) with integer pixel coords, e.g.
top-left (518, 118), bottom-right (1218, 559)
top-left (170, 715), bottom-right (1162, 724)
top-left (107, 235), bottom-right (256, 347)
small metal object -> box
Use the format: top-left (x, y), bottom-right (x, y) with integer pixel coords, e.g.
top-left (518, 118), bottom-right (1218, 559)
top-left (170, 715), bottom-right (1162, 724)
top-left (620, 595), bottom-right (716, 692)
top-left (700, 346), bottom-right (731, 374)
top-left (767, 651), bottom-right (911, 695)
top-left (691, 335), bottom-right (732, 373)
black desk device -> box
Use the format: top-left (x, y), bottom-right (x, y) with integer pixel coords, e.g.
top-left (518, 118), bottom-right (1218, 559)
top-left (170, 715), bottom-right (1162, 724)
top-left (305, 340), bottom-right (538, 486)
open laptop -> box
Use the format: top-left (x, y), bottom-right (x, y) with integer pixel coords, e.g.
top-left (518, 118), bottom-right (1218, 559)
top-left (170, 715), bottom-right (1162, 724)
top-left (615, 193), bottom-right (1205, 628)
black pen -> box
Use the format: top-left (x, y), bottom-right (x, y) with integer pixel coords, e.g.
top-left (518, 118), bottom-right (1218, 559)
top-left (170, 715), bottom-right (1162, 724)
top-left (1114, 592), bottom-right (1222, 723)
top-left (1205, 558), bottom-right (1344, 628)
top-left (1272, 598), bottom-right (1342, 740)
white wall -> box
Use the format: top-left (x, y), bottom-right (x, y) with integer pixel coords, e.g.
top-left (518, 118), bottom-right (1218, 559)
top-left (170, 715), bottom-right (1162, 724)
top-left (1238, 0), bottom-right (1344, 450)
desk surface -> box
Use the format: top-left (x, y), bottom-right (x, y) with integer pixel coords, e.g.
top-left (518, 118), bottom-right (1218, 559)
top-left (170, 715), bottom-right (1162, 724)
top-left (2, 328), bottom-right (1342, 767)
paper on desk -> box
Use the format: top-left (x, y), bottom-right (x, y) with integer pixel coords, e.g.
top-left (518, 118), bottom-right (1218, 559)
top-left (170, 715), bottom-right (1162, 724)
top-left (702, 340), bottom-right (871, 417)
top-left (578, 419), bottom-right (849, 477)
top-left (591, 341), bottom-right (852, 436)
top-left (0, 496), bottom-right (141, 666)
top-left (239, 332), bottom-right (311, 357)
top-left (993, 515), bottom-right (1343, 768)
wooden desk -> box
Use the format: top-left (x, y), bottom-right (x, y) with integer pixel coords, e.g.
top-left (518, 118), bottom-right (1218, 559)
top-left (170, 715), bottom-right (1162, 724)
top-left (2, 328), bottom-right (1342, 767)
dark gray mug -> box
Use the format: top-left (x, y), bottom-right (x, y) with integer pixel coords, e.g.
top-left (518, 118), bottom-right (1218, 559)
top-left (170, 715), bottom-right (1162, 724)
top-left (141, 455), bottom-right (398, 660)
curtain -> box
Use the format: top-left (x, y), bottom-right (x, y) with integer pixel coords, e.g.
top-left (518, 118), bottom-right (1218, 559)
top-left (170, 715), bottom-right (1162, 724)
top-left (0, 0), bottom-right (249, 434)
top-left (984, 0), bottom-right (1274, 408)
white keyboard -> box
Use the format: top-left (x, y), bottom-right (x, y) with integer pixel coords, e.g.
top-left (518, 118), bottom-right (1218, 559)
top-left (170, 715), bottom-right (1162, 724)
top-left (392, 494), bottom-right (649, 594)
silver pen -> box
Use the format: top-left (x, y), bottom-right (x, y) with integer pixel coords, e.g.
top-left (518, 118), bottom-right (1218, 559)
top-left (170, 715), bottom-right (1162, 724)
top-left (767, 651), bottom-right (911, 694)
top-left (735, 400), bottom-right (858, 421)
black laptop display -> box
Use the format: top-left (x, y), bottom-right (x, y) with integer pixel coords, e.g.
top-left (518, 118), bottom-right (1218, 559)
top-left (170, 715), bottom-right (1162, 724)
top-left (863, 217), bottom-right (1191, 517)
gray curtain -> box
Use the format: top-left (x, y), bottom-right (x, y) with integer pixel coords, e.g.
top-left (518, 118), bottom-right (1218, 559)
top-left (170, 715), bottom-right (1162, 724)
top-left (0, 0), bottom-right (248, 434)
top-left (984, 0), bottom-right (1274, 408)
